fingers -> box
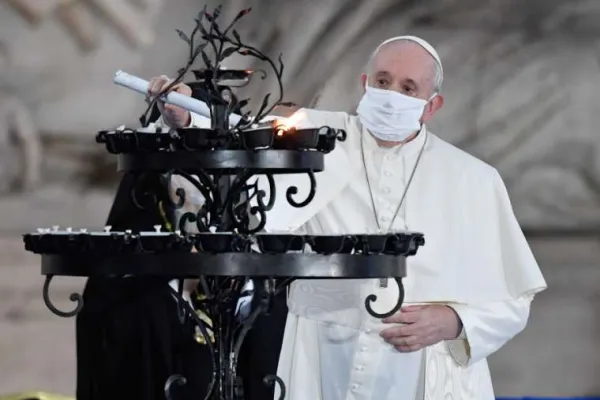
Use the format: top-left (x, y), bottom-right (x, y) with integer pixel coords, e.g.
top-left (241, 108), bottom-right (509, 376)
top-left (379, 305), bottom-right (443, 353)
top-left (172, 82), bottom-right (192, 96)
top-left (382, 310), bottom-right (420, 324)
top-left (148, 75), bottom-right (169, 96)
top-left (379, 328), bottom-right (423, 352)
top-left (394, 343), bottom-right (423, 353)
top-left (163, 104), bottom-right (177, 114)
top-left (401, 305), bottom-right (428, 312)
top-left (147, 76), bottom-right (192, 97)
top-left (387, 335), bottom-right (419, 347)
top-left (163, 104), bottom-right (191, 128)
top-left (147, 75), bottom-right (192, 128)
top-left (379, 323), bottom-right (418, 340)
top-left (159, 79), bottom-right (192, 97)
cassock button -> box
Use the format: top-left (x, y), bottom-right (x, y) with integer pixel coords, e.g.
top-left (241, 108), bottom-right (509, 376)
top-left (354, 365), bottom-right (365, 371)
top-left (383, 187), bottom-right (391, 194)
top-left (384, 170), bottom-right (392, 177)
top-left (360, 346), bottom-right (368, 352)
top-left (351, 383), bottom-right (360, 391)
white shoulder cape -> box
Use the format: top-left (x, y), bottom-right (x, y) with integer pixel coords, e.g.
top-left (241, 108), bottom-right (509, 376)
top-left (252, 109), bottom-right (547, 303)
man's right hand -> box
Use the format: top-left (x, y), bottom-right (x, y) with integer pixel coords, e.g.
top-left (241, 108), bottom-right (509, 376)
top-left (148, 75), bottom-right (192, 128)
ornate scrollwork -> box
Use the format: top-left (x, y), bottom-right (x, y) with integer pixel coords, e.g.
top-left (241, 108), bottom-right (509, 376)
top-left (263, 375), bottom-right (286, 400)
top-left (241, 174), bottom-right (275, 233)
top-left (161, 168), bottom-right (283, 234)
top-left (256, 174), bottom-right (276, 211)
top-left (130, 172), bottom-right (160, 210)
top-left (161, 171), bottom-right (187, 209)
top-left (168, 285), bottom-right (217, 400)
top-left (164, 374), bottom-right (187, 400)
top-left (227, 278), bottom-right (291, 400)
top-left (364, 277), bottom-right (405, 319)
top-left (42, 274), bottom-right (83, 318)
top-left (335, 128), bottom-right (347, 141)
top-left (286, 171), bottom-right (316, 208)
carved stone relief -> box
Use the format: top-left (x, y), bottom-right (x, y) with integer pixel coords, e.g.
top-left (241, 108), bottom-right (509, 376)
top-left (0, 0), bottom-right (598, 230)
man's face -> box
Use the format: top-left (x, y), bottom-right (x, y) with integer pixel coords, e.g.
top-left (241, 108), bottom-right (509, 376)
top-left (360, 41), bottom-right (443, 123)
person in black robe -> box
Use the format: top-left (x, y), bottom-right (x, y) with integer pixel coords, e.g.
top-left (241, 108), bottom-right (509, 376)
top-left (75, 88), bottom-right (289, 400)
top-left (75, 171), bottom-right (213, 400)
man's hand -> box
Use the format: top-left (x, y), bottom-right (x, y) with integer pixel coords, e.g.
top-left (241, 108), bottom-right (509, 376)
top-left (147, 75), bottom-right (192, 128)
top-left (379, 305), bottom-right (462, 352)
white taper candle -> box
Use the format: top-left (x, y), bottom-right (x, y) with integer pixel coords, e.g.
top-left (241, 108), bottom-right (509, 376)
top-left (113, 70), bottom-right (243, 125)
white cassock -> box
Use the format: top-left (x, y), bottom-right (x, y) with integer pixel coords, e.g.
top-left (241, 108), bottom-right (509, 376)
top-left (249, 109), bottom-right (548, 400)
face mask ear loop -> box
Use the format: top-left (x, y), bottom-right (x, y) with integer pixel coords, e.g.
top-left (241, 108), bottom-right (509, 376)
top-left (423, 91), bottom-right (439, 113)
top-left (419, 92), bottom-right (437, 127)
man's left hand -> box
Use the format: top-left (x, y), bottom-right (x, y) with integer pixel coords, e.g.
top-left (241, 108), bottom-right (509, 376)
top-left (379, 305), bottom-right (462, 352)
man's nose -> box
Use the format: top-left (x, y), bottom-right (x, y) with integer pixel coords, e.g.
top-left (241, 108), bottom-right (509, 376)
top-left (388, 83), bottom-right (405, 94)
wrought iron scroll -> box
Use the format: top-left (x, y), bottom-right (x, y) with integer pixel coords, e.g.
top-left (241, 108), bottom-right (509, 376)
top-left (364, 277), bottom-right (405, 319)
top-left (163, 170), bottom-right (280, 234)
top-left (167, 285), bottom-right (217, 400)
top-left (285, 171), bottom-right (316, 208)
top-left (42, 274), bottom-right (83, 318)
top-left (140, 5), bottom-right (294, 132)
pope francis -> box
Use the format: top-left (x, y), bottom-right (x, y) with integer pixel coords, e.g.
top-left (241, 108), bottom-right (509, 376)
top-left (149, 35), bottom-right (547, 400)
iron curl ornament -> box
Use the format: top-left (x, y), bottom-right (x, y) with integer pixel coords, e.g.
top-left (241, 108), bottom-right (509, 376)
top-left (22, 3), bottom-right (425, 400)
top-left (42, 274), bottom-right (83, 318)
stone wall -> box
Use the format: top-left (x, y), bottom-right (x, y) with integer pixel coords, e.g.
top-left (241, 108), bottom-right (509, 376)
top-left (1, 0), bottom-right (599, 231)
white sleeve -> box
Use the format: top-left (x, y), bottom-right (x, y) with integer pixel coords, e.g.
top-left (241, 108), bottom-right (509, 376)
top-left (188, 112), bottom-right (211, 128)
top-left (445, 295), bottom-right (534, 366)
top-left (154, 112), bottom-right (211, 129)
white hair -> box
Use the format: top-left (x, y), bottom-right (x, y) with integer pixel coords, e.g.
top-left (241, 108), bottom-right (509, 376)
top-left (430, 61), bottom-right (443, 94)
top-left (366, 37), bottom-right (443, 95)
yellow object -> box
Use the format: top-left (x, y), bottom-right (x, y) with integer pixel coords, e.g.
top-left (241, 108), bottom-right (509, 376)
top-left (0, 392), bottom-right (74, 400)
top-left (194, 309), bottom-right (215, 345)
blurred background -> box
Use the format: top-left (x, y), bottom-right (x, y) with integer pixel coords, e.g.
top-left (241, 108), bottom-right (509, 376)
top-left (0, 0), bottom-right (598, 397)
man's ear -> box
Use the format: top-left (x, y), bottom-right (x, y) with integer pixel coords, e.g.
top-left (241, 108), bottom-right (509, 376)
top-left (360, 74), bottom-right (367, 92)
top-left (422, 94), bottom-right (444, 123)
top-left (431, 94), bottom-right (444, 113)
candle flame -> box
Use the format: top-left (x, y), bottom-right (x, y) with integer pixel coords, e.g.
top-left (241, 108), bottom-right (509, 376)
top-left (273, 110), bottom-right (306, 134)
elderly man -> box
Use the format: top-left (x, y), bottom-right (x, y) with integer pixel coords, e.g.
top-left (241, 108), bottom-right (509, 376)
top-left (150, 36), bottom-right (547, 400)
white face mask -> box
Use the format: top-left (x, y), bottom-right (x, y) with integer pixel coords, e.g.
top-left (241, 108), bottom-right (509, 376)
top-left (356, 85), bottom-right (432, 142)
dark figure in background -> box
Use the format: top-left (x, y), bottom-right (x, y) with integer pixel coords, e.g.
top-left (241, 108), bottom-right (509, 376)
top-left (75, 84), bottom-right (289, 399)
top-left (75, 172), bottom-right (211, 400)
top-left (238, 288), bottom-right (288, 398)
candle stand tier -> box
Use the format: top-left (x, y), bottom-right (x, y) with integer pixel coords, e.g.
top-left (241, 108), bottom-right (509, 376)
top-left (23, 230), bottom-right (424, 400)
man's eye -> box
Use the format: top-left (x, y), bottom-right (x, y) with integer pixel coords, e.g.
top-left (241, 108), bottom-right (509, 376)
top-left (377, 79), bottom-right (388, 87)
top-left (403, 86), bottom-right (415, 94)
